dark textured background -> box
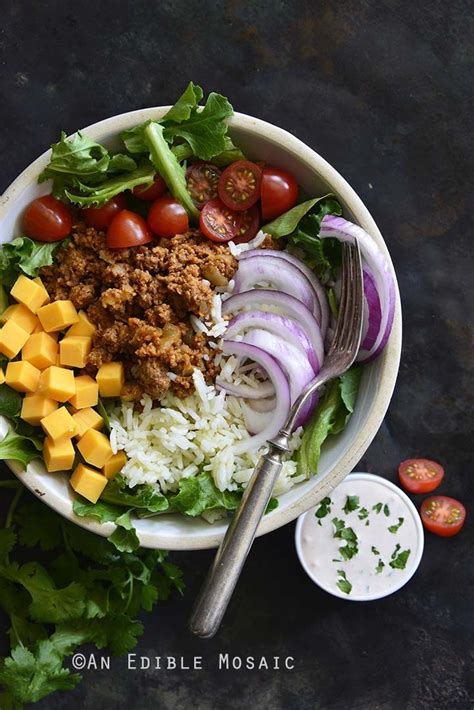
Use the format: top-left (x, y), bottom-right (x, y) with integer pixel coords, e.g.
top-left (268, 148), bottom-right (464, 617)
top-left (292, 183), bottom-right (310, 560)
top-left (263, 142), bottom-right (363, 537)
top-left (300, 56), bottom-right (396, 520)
top-left (1, 1), bottom-right (473, 708)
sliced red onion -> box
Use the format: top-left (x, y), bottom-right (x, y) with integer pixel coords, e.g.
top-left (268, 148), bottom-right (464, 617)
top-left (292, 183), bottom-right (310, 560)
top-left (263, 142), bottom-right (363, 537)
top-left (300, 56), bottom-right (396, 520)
top-left (247, 396), bottom-right (276, 413)
top-left (240, 401), bottom-right (274, 435)
top-left (215, 378), bottom-right (275, 399)
top-left (239, 249), bottom-right (329, 337)
top-left (221, 340), bottom-right (290, 454)
top-left (232, 255), bottom-right (321, 324)
top-left (361, 266), bottom-right (382, 351)
top-left (242, 329), bottom-right (317, 428)
top-left (224, 310), bottom-right (320, 372)
top-left (222, 290), bottom-right (324, 368)
top-left (320, 215), bottom-right (396, 362)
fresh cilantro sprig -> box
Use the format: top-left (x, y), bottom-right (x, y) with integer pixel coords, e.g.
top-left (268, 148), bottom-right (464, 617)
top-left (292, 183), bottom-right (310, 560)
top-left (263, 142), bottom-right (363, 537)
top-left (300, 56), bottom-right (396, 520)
top-left (388, 517), bottom-right (405, 534)
top-left (0, 478), bottom-right (184, 707)
top-left (343, 495), bottom-right (359, 514)
top-left (336, 570), bottom-right (352, 595)
top-left (332, 518), bottom-right (359, 561)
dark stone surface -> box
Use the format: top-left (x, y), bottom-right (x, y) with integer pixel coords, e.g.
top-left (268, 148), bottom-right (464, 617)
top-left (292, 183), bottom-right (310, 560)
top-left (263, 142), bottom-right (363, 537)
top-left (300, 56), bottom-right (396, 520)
top-left (1, 1), bottom-right (473, 708)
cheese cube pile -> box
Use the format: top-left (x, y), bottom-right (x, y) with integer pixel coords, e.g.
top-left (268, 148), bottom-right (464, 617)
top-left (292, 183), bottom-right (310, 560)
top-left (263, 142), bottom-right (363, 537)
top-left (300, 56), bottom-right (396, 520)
top-left (0, 274), bottom-right (127, 504)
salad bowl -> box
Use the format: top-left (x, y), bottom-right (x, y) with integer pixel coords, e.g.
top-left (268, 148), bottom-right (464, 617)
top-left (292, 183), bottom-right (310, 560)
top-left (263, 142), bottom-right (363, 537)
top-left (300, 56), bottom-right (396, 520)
top-left (0, 108), bottom-right (402, 550)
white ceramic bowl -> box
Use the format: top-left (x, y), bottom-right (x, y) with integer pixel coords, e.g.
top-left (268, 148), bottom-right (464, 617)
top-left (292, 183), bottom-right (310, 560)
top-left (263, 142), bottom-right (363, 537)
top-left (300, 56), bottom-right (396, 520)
top-left (0, 108), bottom-right (402, 550)
top-left (295, 473), bottom-right (424, 601)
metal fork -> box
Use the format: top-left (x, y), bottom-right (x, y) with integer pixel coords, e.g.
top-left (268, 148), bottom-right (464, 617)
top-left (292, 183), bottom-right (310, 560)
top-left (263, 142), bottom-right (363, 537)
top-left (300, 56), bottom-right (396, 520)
top-left (189, 241), bottom-right (364, 638)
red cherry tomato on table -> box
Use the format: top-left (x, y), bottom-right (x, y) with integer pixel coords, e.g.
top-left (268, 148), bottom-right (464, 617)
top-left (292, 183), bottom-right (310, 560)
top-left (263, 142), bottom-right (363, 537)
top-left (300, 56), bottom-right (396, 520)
top-left (23, 195), bottom-right (72, 241)
top-left (420, 495), bottom-right (466, 537)
top-left (261, 166), bottom-right (298, 221)
top-left (233, 205), bottom-right (260, 244)
top-left (147, 197), bottom-right (189, 238)
top-left (200, 199), bottom-right (240, 242)
top-left (398, 458), bottom-right (444, 494)
top-left (106, 209), bottom-right (153, 249)
top-left (186, 162), bottom-right (221, 209)
top-left (132, 174), bottom-right (167, 201)
top-left (218, 160), bottom-right (262, 211)
top-left (83, 194), bottom-right (127, 230)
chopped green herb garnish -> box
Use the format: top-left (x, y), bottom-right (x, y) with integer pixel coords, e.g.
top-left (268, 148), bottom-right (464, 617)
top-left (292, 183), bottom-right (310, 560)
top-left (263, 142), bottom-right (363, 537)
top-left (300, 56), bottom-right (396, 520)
top-left (371, 546), bottom-right (380, 555)
top-left (332, 517), bottom-right (359, 560)
top-left (388, 517), bottom-right (405, 534)
top-left (343, 495), bottom-right (360, 514)
top-left (383, 504), bottom-right (390, 517)
top-left (336, 570), bottom-right (352, 595)
top-left (390, 549), bottom-right (411, 570)
top-left (376, 559), bottom-right (385, 574)
top-left (372, 502), bottom-right (383, 514)
top-left (358, 507), bottom-right (369, 520)
top-left (391, 543), bottom-right (401, 559)
top-left (315, 497), bottom-right (332, 519)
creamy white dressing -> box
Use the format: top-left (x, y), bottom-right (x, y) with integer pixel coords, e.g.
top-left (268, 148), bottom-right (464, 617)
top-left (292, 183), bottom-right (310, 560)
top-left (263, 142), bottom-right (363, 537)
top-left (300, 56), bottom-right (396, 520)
top-left (296, 474), bottom-right (424, 601)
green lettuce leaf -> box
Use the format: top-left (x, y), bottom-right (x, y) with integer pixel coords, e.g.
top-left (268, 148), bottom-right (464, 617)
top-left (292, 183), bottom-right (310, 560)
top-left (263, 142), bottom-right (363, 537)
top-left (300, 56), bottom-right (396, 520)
top-left (101, 476), bottom-right (169, 513)
top-left (0, 427), bottom-right (42, 468)
top-left (0, 386), bottom-right (22, 419)
top-left (72, 499), bottom-right (141, 552)
top-left (168, 471), bottom-right (242, 517)
top-left (163, 91), bottom-right (234, 161)
top-left (161, 81), bottom-right (204, 123)
top-left (64, 161), bottom-right (155, 207)
top-left (297, 366), bottom-right (362, 477)
top-left (0, 237), bottom-right (65, 288)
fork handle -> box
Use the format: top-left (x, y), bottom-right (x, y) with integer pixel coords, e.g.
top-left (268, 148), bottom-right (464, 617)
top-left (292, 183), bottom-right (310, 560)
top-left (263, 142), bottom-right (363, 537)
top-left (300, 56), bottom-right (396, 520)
top-left (189, 444), bottom-right (284, 638)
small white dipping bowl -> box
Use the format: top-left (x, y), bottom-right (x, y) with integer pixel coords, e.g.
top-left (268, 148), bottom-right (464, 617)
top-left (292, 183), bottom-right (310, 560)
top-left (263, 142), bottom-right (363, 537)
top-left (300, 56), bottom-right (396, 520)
top-left (295, 473), bottom-right (424, 601)
top-left (0, 109), bottom-right (402, 550)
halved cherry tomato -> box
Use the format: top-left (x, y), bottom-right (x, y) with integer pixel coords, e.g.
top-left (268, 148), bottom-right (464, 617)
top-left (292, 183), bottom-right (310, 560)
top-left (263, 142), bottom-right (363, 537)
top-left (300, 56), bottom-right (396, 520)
top-left (261, 166), bottom-right (298, 221)
top-left (420, 495), bottom-right (466, 537)
top-left (147, 197), bottom-right (189, 238)
top-left (218, 160), bottom-right (262, 211)
top-left (398, 458), bottom-right (444, 494)
top-left (23, 195), bottom-right (72, 242)
top-left (186, 162), bottom-right (221, 209)
top-left (107, 209), bottom-right (153, 249)
top-left (200, 199), bottom-right (240, 242)
top-left (233, 205), bottom-right (260, 244)
top-left (132, 174), bottom-right (167, 201)
top-left (83, 194), bottom-right (127, 230)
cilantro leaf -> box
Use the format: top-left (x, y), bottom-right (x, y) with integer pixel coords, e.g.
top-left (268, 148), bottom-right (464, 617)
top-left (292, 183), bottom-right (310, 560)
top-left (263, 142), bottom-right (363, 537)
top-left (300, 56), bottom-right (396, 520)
top-left (372, 502), bottom-right (383, 514)
top-left (315, 497), bottom-right (332, 519)
top-left (332, 518), bottom-right (359, 560)
top-left (389, 548), bottom-right (411, 570)
top-left (358, 507), bottom-right (369, 521)
top-left (388, 517), bottom-right (404, 534)
top-left (371, 545), bottom-right (380, 556)
top-left (0, 641), bottom-right (80, 704)
top-left (383, 504), bottom-right (391, 517)
top-left (376, 559), bottom-right (385, 574)
top-left (0, 529), bottom-right (16, 561)
top-left (343, 495), bottom-right (360, 514)
top-left (336, 570), bottom-right (352, 595)
top-left (109, 511), bottom-right (140, 553)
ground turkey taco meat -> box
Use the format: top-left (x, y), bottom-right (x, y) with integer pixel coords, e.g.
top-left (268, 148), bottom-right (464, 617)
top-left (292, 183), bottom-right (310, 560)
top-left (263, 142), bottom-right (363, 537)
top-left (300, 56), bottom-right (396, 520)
top-left (40, 223), bottom-right (238, 400)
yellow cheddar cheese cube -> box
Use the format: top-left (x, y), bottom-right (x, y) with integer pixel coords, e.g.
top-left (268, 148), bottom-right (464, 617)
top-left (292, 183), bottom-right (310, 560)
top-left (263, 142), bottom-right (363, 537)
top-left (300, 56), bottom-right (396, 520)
top-left (41, 405), bottom-right (76, 441)
top-left (72, 407), bottom-right (104, 438)
top-left (68, 375), bottom-right (98, 409)
top-left (102, 451), bottom-right (127, 480)
top-left (10, 275), bottom-right (48, 314)
top-left (33, 277), bottom-right (50, 304)
top-left (38, 366), bottom-right (75, 402)
top-left (67, 310), bottom-right (96, 337)
top-left (0, 320), bottom-right (30, 358)
top-left (0, 369), bottom-right (4, 385)
top-left (32, 321), bottom-right (58, 340)
top-left (37, 300), bottom-right (79, 333)
top-left (70, 463), bottom-right (107, 503)
top-left (5, 360), bottom-right (40, 393)
top-left (43, 436), bottom-right (75, 472)
top-left (77, 428), bottom-right (113, 468)
top-left (59, 336), bottom-right (92, 368)
top-left (22, 331), bottom-right (58, 370)
top-left (21, 394), bottom-right (58, 426)
top-left (0, 304), bottom-right (39, 333)
top-left (96, 362), bottom-right (124, 397)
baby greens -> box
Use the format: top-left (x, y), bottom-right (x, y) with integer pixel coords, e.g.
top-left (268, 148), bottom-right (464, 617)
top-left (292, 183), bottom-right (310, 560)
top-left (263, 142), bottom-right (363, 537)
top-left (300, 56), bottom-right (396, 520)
top-left (0, 237), bottom-right (65, 289)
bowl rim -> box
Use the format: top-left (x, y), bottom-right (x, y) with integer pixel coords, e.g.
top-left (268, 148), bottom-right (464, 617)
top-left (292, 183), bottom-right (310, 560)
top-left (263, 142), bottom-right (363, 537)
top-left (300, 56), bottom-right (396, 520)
top-left (0, 107), bottom-right (402, 550)
top-left (294, 472), bottom-right (424, 601)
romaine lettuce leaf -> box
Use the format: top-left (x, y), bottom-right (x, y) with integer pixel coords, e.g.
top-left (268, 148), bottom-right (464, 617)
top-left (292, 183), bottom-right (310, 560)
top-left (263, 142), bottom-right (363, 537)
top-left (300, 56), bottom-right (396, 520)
top-left (297, 366), bottom-right (362, 478)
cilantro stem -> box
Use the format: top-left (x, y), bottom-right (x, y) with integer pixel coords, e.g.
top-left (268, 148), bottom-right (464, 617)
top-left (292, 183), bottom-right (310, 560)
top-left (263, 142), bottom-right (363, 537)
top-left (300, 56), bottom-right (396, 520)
top-left (5, 486), bottom-right (23, 529)
top-left (9, 614), bottom-right (25, 648)
top-left (61, 523), bottom-right (76, 561)
top-left (124, 571), bottom-right (135, 613)
top-left (0, 480), bottom-right (21, 489)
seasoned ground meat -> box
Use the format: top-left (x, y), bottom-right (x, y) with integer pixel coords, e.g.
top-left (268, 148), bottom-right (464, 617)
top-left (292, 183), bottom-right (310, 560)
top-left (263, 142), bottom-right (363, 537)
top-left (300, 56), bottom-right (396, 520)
top-left (40, 223), bottom-right (238, 400)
